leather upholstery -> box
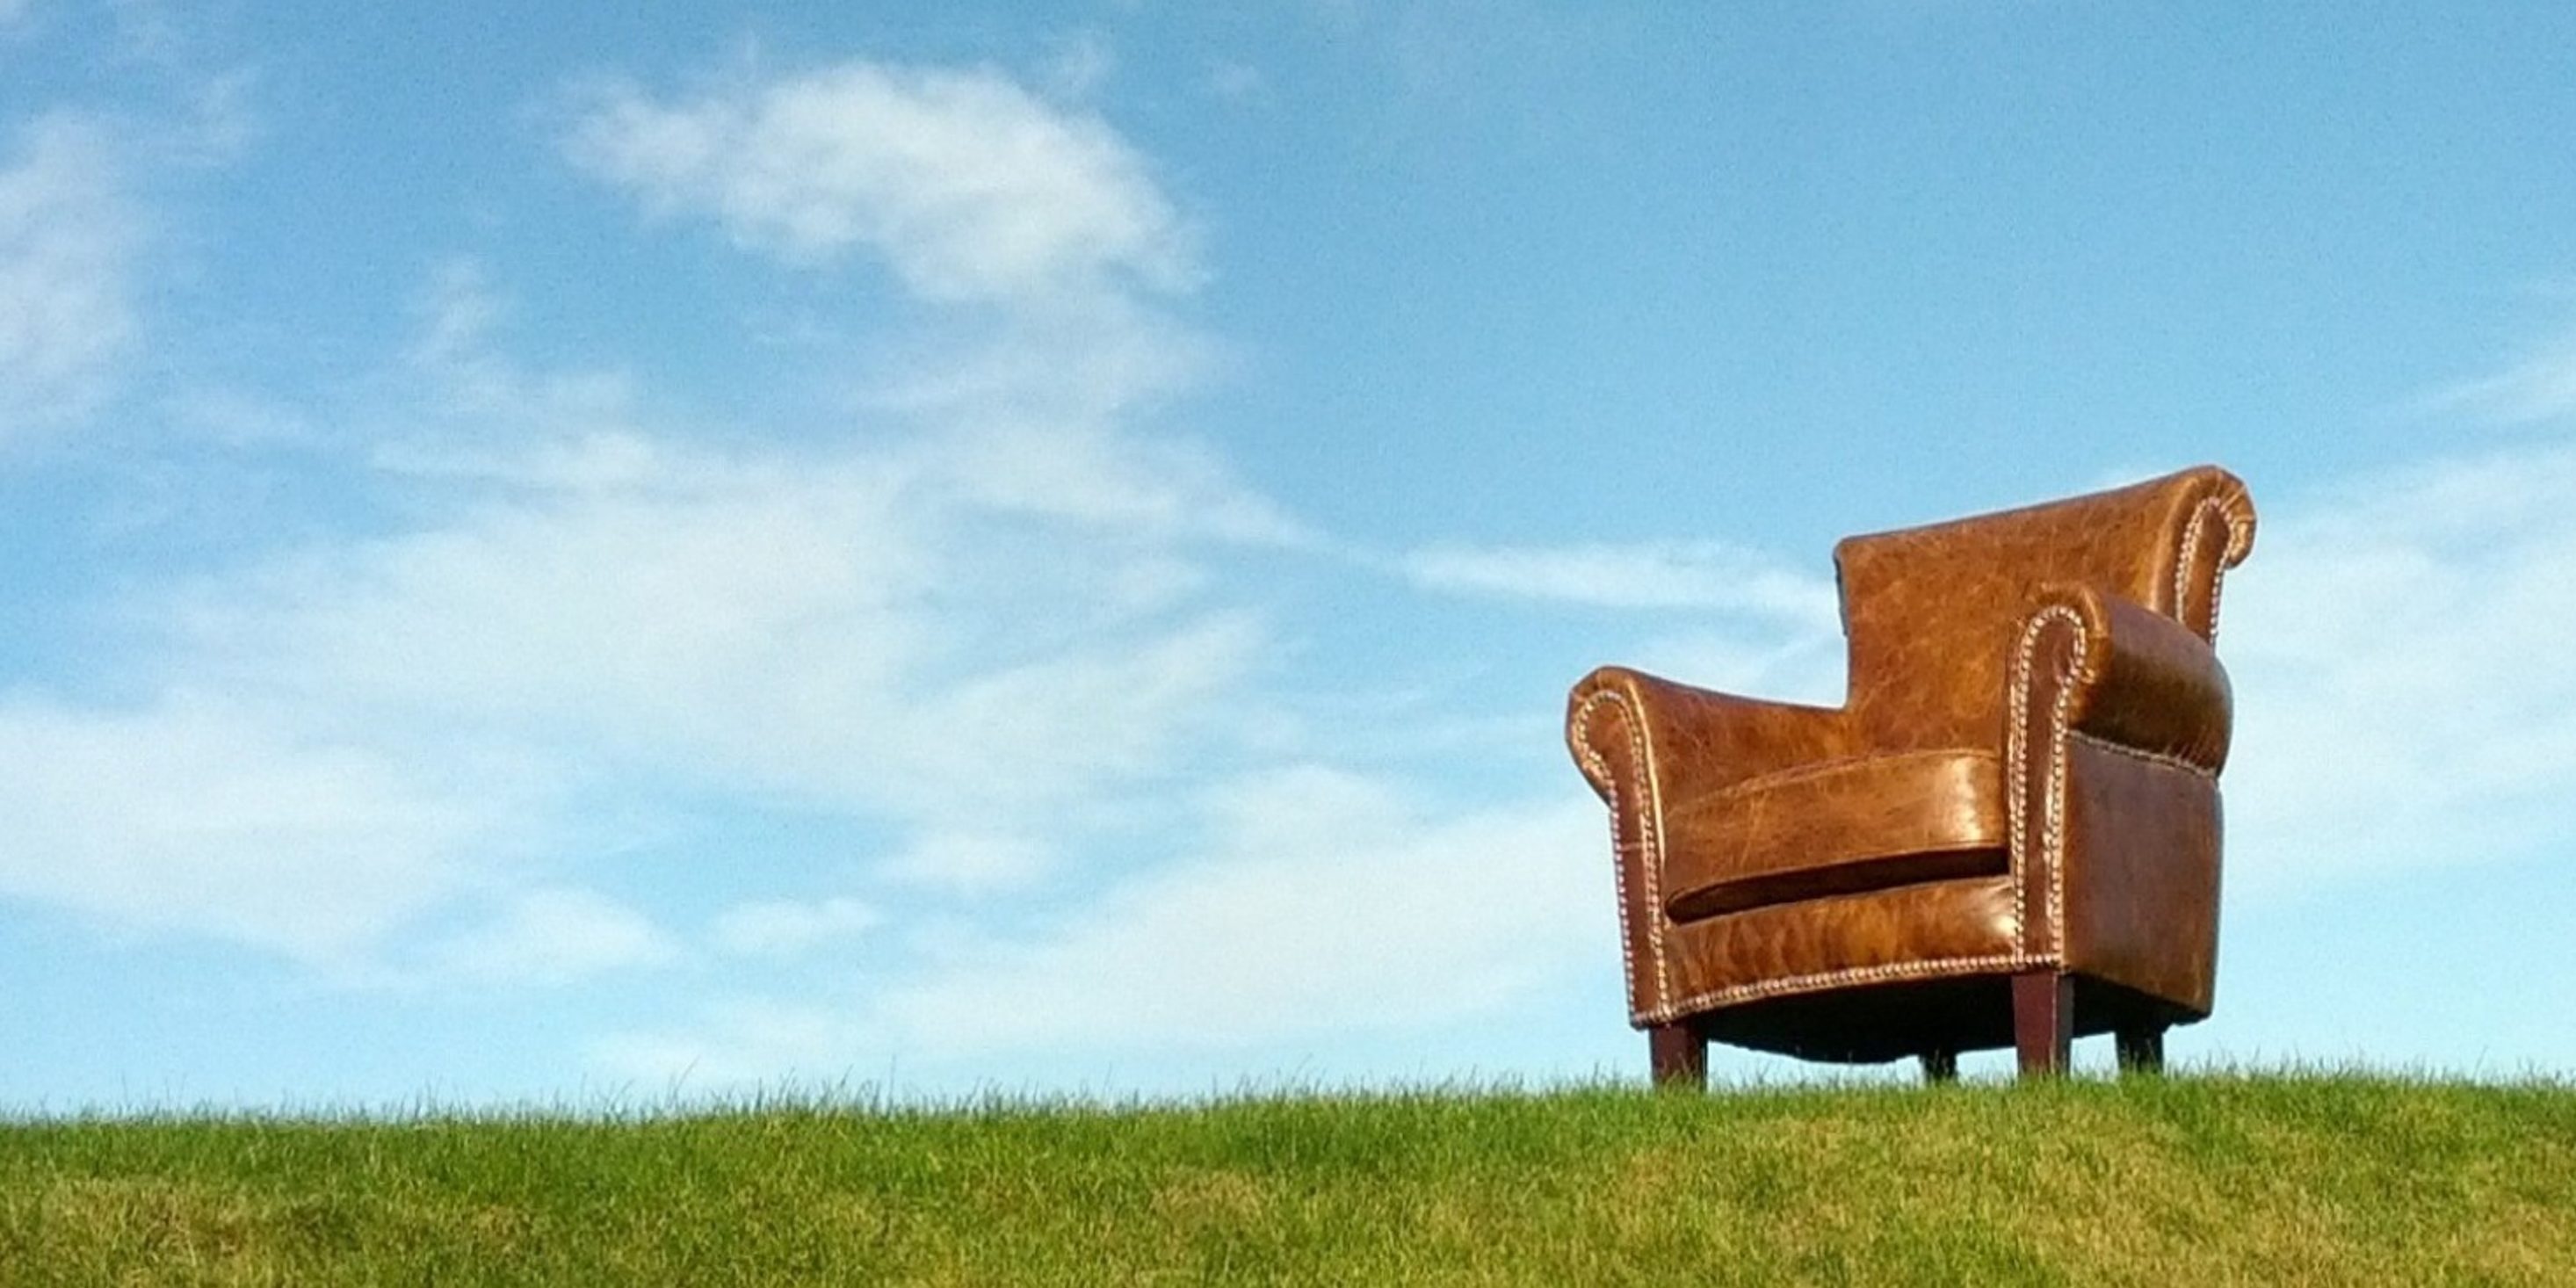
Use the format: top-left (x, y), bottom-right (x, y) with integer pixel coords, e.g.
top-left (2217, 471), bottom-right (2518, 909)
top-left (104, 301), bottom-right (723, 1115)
top-left (1661, 749), bottom-right (2006, 921)
top-left (1567, 466), bottom-right (2255, 1061)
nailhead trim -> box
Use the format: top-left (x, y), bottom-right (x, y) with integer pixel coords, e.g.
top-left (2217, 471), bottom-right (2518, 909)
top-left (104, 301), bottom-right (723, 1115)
top-left (2008, 604), bottom-right (2090, 958)
top-left (2176, 493), bottom-right (2254, 641)
top-left (1644, 952), bottom-right (2049, 1022)
top-left (1570, 687), bottom-right (1669, 1015)
top-left (1569, 690), bottom-right (1616, 786)
top-left (2174, 497), bottom-right (2218, 626)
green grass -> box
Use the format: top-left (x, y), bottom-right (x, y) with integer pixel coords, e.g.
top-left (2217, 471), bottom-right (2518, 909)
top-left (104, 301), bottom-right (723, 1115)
top-left (5, 1073), bottom-right (2574, 1285)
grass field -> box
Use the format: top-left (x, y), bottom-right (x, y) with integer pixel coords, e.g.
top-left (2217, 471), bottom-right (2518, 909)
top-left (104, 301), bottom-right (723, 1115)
top-left (4, 1072), bottom-right (2573, 1285)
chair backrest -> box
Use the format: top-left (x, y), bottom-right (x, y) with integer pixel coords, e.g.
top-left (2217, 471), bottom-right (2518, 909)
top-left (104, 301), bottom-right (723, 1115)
top-left (1830, 466), bottom-right (2253, 751)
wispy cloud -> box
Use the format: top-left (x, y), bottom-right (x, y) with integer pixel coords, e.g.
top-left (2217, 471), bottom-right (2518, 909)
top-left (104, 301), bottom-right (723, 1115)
top-left (0, 113), bottom-right (141, 439)
top-left (161, 322), bottom-right (1275, 872)
top-left (2223, 438), bottom-right (2576, 895)
top-left (11, 308), bottom-right (1274, 980)
top-left (597, 769), bottom-right (1607, 1083)
top-left (0, 54), bottom-right (1296, 991)
top-left (872, 770), bottom-right (1607, 1057)
top-left (0, 694), bottom-right (520, 966)
top-left (419, 886), bottom-right (679, 986)
top-left (49, 33), bottom-right (2573, 1090)
top-left (561, 60), bottom-right (1198, 305)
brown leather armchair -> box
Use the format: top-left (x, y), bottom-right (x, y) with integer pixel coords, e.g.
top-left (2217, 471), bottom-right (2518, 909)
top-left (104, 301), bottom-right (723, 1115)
top-left (1567, 466), bottom-right (2255, 1084)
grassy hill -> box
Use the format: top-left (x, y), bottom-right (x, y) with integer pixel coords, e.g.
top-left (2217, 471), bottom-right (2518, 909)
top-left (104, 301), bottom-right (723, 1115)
top-left (4, 1073), bottom-right (2572, 1285)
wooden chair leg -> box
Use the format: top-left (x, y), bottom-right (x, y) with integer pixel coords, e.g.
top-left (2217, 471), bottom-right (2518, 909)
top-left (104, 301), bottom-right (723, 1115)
top-left (2012, 971), bottom-right (2073, 1078)
top-left (1921, 1050), bottom-right (1958, 1084)
top-left (2116, 1023), bottom-right (2166, 1075)
top-left (1649, 1023), bottom-right (1706, 1090)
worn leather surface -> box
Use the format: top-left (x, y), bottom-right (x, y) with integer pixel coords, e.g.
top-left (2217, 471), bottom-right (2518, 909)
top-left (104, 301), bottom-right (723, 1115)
top-left (2033, 582), bottom-right (2236, 771)
top-left (1658, 877), bottom-right (2024, 1014)
top-left (1568, 667), bottom-right (1852, 803)
top-left (2059, 739), bottom-right (2224, 1014)
top-left (1660, 749), bottom-right (2007, 921)
top-left (1834, 465), bottom-right (2254, 753)
top-left (1565, 464), bottom-right (2256, 1046)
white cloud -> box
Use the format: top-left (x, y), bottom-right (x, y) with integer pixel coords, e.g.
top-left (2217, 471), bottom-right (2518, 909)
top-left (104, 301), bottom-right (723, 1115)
top-left (163, 448), bottom-right (1265, 827)
top-left (873, 771), bottom-right (1603, 1055)
top-left (562, 58), bottom-right (1293, 546)
top-left (1, 53), bottom-right (1308, 1022)
top-left (0, 694), bottom-right (515, 965)
top-left (710, 896), bottom-right (882, 957)
top-left (600, 769), bottom-right (1609, 1081)
top-left (1400, 539), bottom-right (1842, 627)
top-left (2221, 441), bottom-right (2576, 895)
top-left (421, 886), bottom-right (677, 985)
top-left (7, 73), bottom-right (1267, 973)
top-left (0, 187), bottom-right (1278, 964)
top-left (0, 113), bottom-right (141, 438)
top-left (562, 60), bottom-right (1198, 305)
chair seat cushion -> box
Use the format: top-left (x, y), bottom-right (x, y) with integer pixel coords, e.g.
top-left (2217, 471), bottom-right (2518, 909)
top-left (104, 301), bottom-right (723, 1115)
top-left (1661, 749), bottom-right (2008, 922)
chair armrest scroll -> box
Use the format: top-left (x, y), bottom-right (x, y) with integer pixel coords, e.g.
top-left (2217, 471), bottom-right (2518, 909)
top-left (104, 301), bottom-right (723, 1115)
top-left (2021, 582), bottom-right (2234, 773)
top-left (1567, 666), bottom-right (1855, 804)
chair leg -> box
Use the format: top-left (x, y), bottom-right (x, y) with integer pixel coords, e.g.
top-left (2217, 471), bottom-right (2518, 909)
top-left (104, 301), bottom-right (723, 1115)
top-left (1649, 1023), bottom-right (1706, 1090)
top-left (1921, 1050), bottom-right (1958, 1084)
top-left (2116, 1023), bottom-right (2166, 1075)
top-left (2012, 971), bottom-right (2073, 1078)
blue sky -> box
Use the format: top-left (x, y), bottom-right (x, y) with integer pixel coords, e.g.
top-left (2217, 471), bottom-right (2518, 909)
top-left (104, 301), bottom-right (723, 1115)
top-left (4, 1), bottom-right (2574, 1109)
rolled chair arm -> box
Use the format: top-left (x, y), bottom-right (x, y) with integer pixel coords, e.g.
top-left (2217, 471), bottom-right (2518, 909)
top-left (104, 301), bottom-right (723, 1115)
top-left (1568, 665), bottom-right (1857, 1025)
top-left (2019, 582), bottom-right (2234, 773)
top-left (1567, 666), bottom-right (1855, 804)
